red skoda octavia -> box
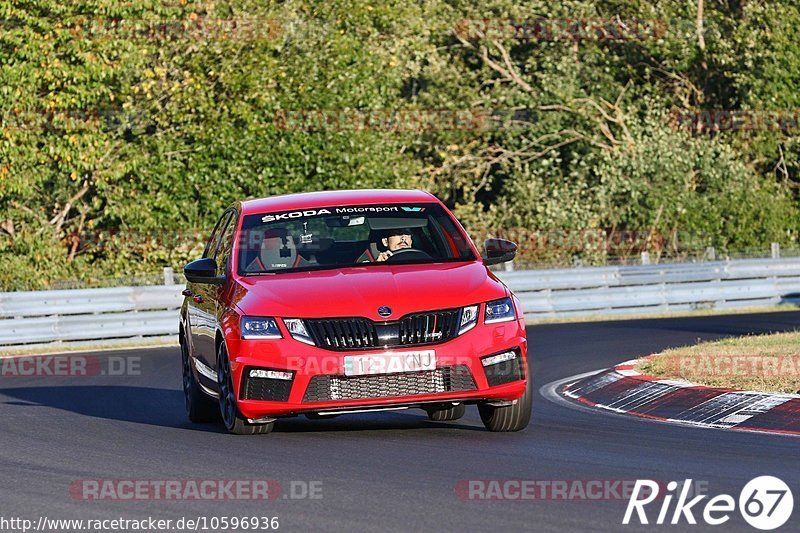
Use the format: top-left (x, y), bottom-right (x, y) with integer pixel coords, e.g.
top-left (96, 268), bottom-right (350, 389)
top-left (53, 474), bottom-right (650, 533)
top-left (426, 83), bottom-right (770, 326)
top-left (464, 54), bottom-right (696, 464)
top-left (180, 189), bottom-right (530, 434)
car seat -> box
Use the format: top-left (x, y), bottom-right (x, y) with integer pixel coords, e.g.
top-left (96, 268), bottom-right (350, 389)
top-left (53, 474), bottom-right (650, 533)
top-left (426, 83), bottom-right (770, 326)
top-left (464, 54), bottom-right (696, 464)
top-left (246, 228), bottom-right (304, 271)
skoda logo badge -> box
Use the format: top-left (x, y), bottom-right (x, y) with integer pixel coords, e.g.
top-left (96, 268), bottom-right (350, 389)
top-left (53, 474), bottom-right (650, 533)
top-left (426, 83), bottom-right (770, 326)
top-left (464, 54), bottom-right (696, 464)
top-left (377, 306), bottom-right (392, 318)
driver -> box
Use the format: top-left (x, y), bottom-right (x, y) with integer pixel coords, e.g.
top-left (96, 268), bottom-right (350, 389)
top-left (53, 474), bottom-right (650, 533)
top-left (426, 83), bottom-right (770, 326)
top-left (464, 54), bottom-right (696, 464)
top-left (376, 228), bottom-right (413, 261)
top-left (357, 228), bottom-right (414, 262)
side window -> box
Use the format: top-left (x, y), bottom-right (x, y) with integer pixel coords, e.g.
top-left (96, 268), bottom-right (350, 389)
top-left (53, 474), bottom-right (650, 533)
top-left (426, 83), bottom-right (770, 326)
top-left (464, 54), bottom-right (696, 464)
top-left (203, 210), bottom-right (233, 259)
top-left (215, 212), bottom-right (238, 276)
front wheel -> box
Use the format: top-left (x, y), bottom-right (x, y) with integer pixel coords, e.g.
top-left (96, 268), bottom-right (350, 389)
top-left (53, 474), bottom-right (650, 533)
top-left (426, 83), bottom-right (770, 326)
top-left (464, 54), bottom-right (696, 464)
top-left (217, 343), bottom-right (274, 435)
top-left (477, 375), bottom-right (532, 432)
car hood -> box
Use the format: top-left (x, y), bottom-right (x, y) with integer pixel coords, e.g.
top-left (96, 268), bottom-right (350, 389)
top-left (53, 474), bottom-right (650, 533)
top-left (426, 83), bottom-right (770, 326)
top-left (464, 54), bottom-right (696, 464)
top-left (233, 261), bottom-right (507, 320)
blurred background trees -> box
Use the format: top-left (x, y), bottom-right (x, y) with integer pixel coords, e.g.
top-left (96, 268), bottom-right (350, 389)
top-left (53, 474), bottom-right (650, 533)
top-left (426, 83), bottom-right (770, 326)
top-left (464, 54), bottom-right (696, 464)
top-left (1, 0), bottom-right (798, 289)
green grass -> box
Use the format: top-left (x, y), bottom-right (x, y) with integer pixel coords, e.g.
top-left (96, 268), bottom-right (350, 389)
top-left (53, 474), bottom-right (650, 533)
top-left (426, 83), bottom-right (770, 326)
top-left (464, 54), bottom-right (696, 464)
top-left (636, 331), bottom-right (800, 394)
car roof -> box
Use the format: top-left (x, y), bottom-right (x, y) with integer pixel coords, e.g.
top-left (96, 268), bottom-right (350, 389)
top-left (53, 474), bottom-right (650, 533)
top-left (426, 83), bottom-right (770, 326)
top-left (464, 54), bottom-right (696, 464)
top-left (239, 189), bottom-right (439, 215)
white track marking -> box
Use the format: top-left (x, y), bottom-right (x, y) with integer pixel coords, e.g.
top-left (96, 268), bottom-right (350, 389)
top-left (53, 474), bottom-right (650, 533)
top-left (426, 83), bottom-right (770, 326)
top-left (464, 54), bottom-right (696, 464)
top-left (540, 369), bottom-right (800, 439)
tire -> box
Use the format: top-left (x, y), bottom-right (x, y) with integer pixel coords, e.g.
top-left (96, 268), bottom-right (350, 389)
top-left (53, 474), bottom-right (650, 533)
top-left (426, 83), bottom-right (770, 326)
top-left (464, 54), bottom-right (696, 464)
top-left (477, 375), bottom-right (532, 432)
top-left (425, 403), bottom-right (466, 421)
top-left (217, 342), bottom-right (275, 435)
top-left (181, 335), bottom-right (218, 423)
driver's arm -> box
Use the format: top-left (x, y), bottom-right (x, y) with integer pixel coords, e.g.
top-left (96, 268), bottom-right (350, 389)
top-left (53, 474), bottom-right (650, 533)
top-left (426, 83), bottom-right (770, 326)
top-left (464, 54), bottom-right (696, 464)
top-left (375, 250), bottom-right (392, 262)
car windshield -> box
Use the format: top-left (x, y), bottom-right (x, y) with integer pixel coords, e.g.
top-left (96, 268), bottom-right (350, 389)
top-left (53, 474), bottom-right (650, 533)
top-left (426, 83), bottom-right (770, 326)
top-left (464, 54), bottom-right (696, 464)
top-left (237, 203), bottom-right (476, 274)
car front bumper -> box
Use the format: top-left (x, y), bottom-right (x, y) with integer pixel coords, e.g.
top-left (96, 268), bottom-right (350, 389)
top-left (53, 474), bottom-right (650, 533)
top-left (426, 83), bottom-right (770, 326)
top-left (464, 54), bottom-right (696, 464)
top-left (224, 317), bottom-right (529, 419)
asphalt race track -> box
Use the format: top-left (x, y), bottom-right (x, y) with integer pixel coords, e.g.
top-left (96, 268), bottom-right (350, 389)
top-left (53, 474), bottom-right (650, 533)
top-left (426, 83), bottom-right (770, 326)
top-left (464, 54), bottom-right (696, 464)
top-left (1, 312), bottom-right (798, 532)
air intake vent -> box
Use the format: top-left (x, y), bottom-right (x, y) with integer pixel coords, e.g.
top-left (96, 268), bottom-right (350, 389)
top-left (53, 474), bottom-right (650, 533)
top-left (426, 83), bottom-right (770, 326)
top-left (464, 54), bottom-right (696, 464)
top-left (303, 365), bottom-right (476, 402)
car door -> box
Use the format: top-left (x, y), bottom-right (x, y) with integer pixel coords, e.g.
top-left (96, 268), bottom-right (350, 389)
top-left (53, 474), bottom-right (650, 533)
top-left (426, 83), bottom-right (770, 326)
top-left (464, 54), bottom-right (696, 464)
top-left (188, 209), bottom-right (233, 374)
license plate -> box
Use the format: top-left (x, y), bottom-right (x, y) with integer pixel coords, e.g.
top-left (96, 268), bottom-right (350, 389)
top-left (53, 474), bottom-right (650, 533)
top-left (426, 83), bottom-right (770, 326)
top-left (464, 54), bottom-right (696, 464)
top-left (343, 350), bottom-right (436, 377)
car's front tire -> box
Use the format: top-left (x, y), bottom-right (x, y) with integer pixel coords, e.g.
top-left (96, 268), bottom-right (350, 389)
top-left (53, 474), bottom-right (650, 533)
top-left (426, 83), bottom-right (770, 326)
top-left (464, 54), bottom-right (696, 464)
top-left (217, 342), bottom-right (275, 435)
top-left (181, 335), bottom-right (218, 423)
top-left (425, 403), bottom-right (466, 421)
top-left (477, 374), bottom-right (532, 432)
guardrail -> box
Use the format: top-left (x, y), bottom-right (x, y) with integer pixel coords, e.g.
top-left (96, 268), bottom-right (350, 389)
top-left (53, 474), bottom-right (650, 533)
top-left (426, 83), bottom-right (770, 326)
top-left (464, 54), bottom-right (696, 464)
top-left (1, 257), bottom-right (799, 348)
top-left (497, 257), bottom-right (800, 319)
top-left (0, 285), bottom-right (184, 347)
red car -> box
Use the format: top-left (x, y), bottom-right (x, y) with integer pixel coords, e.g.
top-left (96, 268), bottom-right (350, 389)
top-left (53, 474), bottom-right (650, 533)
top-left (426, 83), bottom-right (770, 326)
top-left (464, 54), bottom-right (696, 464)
top-left (180, 189), bottom-right (530, 434)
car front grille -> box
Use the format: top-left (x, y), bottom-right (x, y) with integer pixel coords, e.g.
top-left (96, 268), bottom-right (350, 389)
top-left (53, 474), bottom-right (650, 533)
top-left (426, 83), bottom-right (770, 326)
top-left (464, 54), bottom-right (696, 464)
top-left (302, 365), bottom-right (477, 403)
top-left (304, 309), bottom-right (461, 351)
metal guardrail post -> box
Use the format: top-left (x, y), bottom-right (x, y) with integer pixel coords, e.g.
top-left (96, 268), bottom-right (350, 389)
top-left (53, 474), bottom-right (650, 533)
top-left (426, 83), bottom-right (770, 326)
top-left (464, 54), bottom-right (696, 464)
top-left (771, 243), bottom-right (781, 259)
top-left (163, 267), bottom-right (174, 286)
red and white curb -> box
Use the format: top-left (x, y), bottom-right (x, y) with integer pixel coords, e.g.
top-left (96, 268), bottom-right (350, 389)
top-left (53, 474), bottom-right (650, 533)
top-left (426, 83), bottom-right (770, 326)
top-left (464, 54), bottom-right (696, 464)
top-left (559, 359), bottom-right (800, 436)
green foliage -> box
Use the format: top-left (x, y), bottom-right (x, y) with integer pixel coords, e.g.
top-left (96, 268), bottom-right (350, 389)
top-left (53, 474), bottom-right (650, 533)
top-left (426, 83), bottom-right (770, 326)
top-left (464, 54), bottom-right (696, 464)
top-left (1, 0), bottom-right (798, 289)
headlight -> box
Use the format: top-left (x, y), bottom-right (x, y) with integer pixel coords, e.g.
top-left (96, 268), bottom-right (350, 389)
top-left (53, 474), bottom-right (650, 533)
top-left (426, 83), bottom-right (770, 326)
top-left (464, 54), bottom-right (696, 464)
top-left (484, 297), bottom-right (516, 324)
top-left (249, 368), bottom-right (294, 381)
top-left (241, 316), bottom-right (282, 340)
top-left (283, 318), bottom-right (315, 346)
top-left (458, 305), bottom-right (479, 335)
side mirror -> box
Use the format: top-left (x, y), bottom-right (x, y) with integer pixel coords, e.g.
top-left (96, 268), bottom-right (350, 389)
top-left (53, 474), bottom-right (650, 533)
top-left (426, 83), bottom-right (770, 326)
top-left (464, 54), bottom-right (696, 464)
top-left (184, 257), bottom-right (225, 285)
top-left (483, 238), bottom-right (517, 266)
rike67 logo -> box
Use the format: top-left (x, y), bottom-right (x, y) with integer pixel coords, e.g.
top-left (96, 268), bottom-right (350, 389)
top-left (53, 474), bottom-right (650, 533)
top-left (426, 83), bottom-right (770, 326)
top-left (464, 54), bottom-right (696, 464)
top-left (624, 476), bottom-right (794, 530)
